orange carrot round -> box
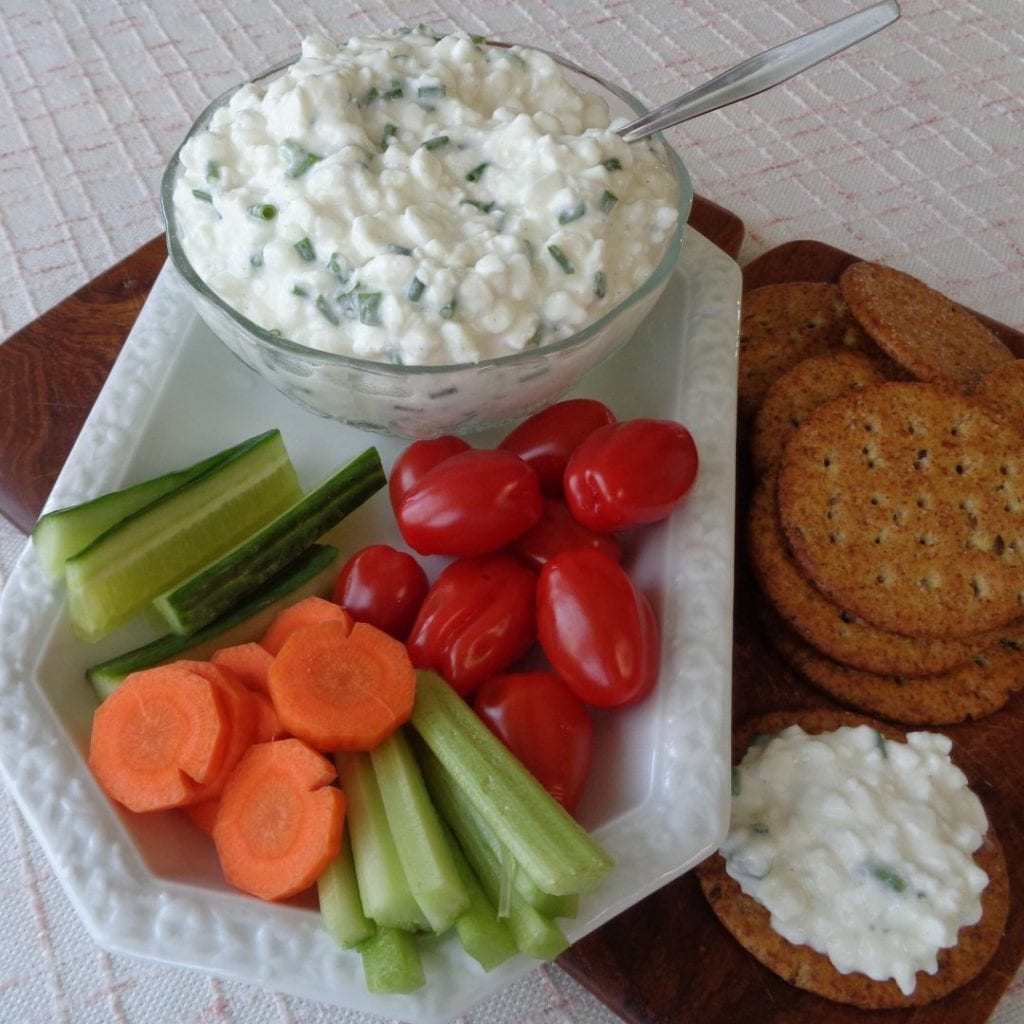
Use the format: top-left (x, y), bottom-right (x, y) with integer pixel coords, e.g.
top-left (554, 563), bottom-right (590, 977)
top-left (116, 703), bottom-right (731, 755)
top-left (88, 663), bottom-right (231, 813)
top-left (212, 738), bottom-right (344, 902)
top-left (211, 642), bottom-right (274, 695)
top-left (260, 595), bottom-right (353, 656)
top-left (251, 691), bottom-right (287, 743)
top-left (268, 620), bottom-right (415, 751)
top-left (183, 797), bottom-right (220, 836)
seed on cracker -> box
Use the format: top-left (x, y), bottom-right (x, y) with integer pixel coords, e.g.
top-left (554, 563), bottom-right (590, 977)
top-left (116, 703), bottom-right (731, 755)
top-left (777, 382), bottom-right (1024, 639)
top-left (746, 478), bottom-right (999, 676)
top-left (839, 261), bottom-right (1015, 390)
top-left (761, 601), bottom-right (1024, 725)
top-left (737, 282), bottom-right (874, 420)
top-left (751, 351), bottom-right (888, 478)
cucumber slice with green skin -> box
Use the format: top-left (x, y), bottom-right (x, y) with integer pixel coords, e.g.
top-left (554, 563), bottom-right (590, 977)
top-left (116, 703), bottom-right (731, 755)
top-left (86, 544), bottom-right (340, 702)
top-left (357, 924), bottom-right (425, 994)
top-left (65, 429), bottom-right (302, 643)
top-left (318, 827), bottom-right (374, 949)
top-left (417, 742), bottom-right (569, 961)
top-left (32, 440), bottom-right (254, 580)
top-left (370, 728), bottom-right (469, 934)
top-left (336, 751), bottom-right (430, 933)
top-left (410, 670), bottom-right (614, 897)
top-left (153, 446), bottom-right (384, 636)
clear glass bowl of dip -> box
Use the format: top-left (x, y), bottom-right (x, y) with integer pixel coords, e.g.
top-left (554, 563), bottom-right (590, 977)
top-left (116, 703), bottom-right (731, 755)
top-left (161, 43), bottom-right (694, 438)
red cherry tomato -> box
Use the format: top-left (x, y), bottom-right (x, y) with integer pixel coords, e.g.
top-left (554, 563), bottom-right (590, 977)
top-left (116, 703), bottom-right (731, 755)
top-left (388, 435), bottom-right (471, 510)
top-left (406, 555), bottom-right (537, 697)
top-left (395, 449), bottom-right (543, 557)
top-left (511, 497), bottom-right (622, 570)
top-left (332, 544), bottom-right (429, 640)
top-left (498, 398), bottom-right (616, 495)
top-left (473, 671), bottom-right (593, 813)
top-left (564, 418), bottom-right (699, 532)
top-left (536, 548), bottom-right (660, 708)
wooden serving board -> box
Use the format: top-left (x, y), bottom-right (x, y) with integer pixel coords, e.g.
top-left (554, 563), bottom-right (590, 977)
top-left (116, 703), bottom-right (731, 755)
top-left (3, 201), bottom-right (1023, 1024)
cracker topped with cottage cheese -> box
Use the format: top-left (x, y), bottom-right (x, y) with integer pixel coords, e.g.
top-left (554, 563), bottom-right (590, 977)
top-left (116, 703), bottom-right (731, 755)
top-left (697, 709), bottom-right (1009, 1009)
top-left (171, 28), bottom-right (680, 366)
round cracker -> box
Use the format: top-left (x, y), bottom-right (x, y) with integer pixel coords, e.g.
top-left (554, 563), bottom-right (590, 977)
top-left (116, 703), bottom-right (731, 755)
top-left (839, 261), bottom-right (1015, 390)
top-left (777, 382), bottom-right (1024, 639)
top-left (746, 477), bottom-right (1002, 677)
top-left (761, 601), bottom-right (1024, 725)
top-left (751, 351), bottom-right (888, 478)
top-left (972, 359), bottom-right (1024, 437)
top-left (737, 282), bottom-right (873, 420)
top-left (696, 708), bottom-right (1010, 1009)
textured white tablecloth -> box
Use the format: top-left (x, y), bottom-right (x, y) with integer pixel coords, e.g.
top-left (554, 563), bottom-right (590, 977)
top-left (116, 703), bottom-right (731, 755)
top-left (1, 1), bottom-right (1022, 1021)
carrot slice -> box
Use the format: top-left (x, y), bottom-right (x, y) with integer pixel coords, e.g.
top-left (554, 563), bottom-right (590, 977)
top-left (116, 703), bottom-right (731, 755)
top-left (251, 691), bottom-right (287, 743)
top-left (211, 642), bottom-right (274, 696)
top-left (268, 620), bottom-right (415, 751)
top-left (88, 663), bottom-right (230, 813)
top-left (212, 738), bottom-right (345, 901)
top-left (260, 595), bottom-right (353, 656)
top-left (177, 660), bottom-right (258, 802)
top-left (183, 797), bottom-right (220, 835)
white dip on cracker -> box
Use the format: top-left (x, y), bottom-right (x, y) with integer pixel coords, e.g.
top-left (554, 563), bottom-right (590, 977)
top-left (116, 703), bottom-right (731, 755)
top-left (723, 724), bottom-right (989, 995)
top-left (171, 28), bottom-right (678, 365)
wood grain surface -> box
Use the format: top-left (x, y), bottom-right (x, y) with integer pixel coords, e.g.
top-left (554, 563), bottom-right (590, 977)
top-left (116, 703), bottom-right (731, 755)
top-left (3, 198), bottom-right (1022, 1024)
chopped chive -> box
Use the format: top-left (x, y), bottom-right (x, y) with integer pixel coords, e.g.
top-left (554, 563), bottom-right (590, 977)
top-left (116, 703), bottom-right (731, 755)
top-left (358, 291), bottom-right (383, 325)
top-left (362, 85), bottom-right (379, 106)
top-left (191, 189), bottom-right (213, 203)
top-left (281, 139), bottom-right (321, 178)
top-left (600, 189), bottom-right (618, 213)
top-left (603, 157), bottom-right (623, 171)
top-left (382, 79), bottom-right (404, 100)
top-left (525, 323), bottom-right (543, 348)
top-left (417, 84), bottom-right (447, 101)
top-left (384, 243), bottom-right (413, 256)
top-left (547, 244), bottom-right (574, 274)
top-left (466, 162), bottom-right (489, 183)
top-left (205, 160), bottom-right (220, 181)
top-left (470, 33), bottom-right (487, 44)
top-left (421, 135), bottom-right (450, 151)
top-left (388, 350), bottom-right (405, 365)
top-left (381, 123), bottom-right (398, 149)
top-left (557, 201), bottom-right (585, 225)
top-left (291, 284), bottom-right (309, 297)
top-left (316, 295), bottom-right (339, 326)
top-left (439, 300), bottom-right (456, 319)
top-left (593, 270), bottom-right (607, 298)
top-left (462, 198), bottom-right (495, 214)
top-left (294, 237), bottom-right (316, 262)
top-left (749, 822), bottom-right (770, 836)
top-left (869, 865), bottom-right (907, 893)
top-left (327, 253), bottom-right (345, 275)
top-left (247, 203), bottom-right (277, 220)
top-left (406, 276), bottom-right (426, 302)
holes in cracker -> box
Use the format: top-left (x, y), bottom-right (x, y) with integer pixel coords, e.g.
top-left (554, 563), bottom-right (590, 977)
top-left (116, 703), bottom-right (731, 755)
top-left (961, 498), bottom-right (979, 528)
top-left (906, 420), bottom-right (924, 436)
top-left (870, 493), bottom-right (888, 508)
top-left (916, 494), bottom-right (933, 511)
top-left (969, 577), bottom-right (989, 600)
top-left (918, 533), bottom-right (938, 547)
top-left (874, 530), bottom-right (888, 546)
top-left (919, 572), bottom-right (941, 592)
top-left (913, 449), bottom-right (930, 472)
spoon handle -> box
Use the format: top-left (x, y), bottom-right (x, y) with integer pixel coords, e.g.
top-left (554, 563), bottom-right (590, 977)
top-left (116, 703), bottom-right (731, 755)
top-left (617, 0), bottom-right (900, 143)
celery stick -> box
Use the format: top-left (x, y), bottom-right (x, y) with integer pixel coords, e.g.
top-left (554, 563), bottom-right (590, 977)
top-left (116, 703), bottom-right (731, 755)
top-left (318, 827), bottom-right (373, 949)
top-left (335, 752), bottom-right (429, 932)
top-left (410, 670), bottom-right (613, 896)
top-left (443, 821), bottom-right (518, 971)
top-left (370, 729), bottom-right (469, 933)
top-left (357, 924), bottom-right (425, 994)
top-left (418, 743), bottom-right (569, 960)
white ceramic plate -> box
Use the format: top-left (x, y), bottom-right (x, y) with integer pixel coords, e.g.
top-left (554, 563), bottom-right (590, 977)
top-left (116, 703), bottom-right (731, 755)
top-left (0, 226), bottom-right (740, 1023)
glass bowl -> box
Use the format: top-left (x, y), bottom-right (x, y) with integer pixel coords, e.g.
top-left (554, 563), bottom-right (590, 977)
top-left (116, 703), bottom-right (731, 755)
top-left (161, 41), bottom-right (694, 438)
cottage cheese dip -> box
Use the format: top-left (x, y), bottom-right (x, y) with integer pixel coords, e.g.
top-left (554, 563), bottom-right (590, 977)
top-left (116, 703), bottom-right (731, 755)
top-left (723, 724), bottom-right (990, 996)
top-left (171, 28), bottom-right (680, 366)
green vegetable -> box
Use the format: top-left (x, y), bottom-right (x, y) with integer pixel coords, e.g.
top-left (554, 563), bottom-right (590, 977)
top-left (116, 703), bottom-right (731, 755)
top-left (357, 292), bottom-right (383, 326)
top-left (247, 203), bottom-right (277, 220)
top-left (192, 189), bottom-right (213, 203)
top-left (294, 237), bottom-right (316, 262)
top-left (357, 924), bottom-right (425, 994)
top-left (593, 270), bottom-right (607, 299)
top-left (869, 864), bottom-right (907, 893)
top-left (600, 189), bottom-right (618, 212)
top-left (65, 430), bottom-right (302, 643)
top-left (410, 670), bottom-right (613, 896)
top-left (316, 294), bottom-right (339, 325)
top-left (336, 751), bottom-right (430, 932)
top-left (557, 201), bottom-right (585, 225)
top-left (33, 441), bottom-right (254, 580)
top-left (381, 123), bottom-right (398, 149)
top-left (370, 729), bottom-right (469, 933)
top-left (417, 84), bottom-right (446, 102)
top-left (547, 244), bottom-right (574, 275)
top-left (406, 276), bottom-right (426, 302)
top-left (421, 135), bottom-right (450, 151)
top-left (86, 544), bottom-right (340, 701)
top-left (465, 162), bottom-right (488, 183)
top-left (152, 447), bottom-right (384, 635)
top-left (281, 139), bottom-right (321, 178)
top-left (602, 157), bottom-right (623, 171)
top-left (318, 828), bottom-right (374, 949)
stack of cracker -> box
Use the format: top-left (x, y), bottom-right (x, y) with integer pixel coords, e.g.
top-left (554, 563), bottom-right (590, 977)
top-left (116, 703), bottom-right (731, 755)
top-left (740, 262), bottom-right (1024, 725)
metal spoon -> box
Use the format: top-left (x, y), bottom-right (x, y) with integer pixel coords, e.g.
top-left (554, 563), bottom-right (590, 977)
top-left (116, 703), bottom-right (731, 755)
top-left (616, 0), bottom-right (900, 143)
